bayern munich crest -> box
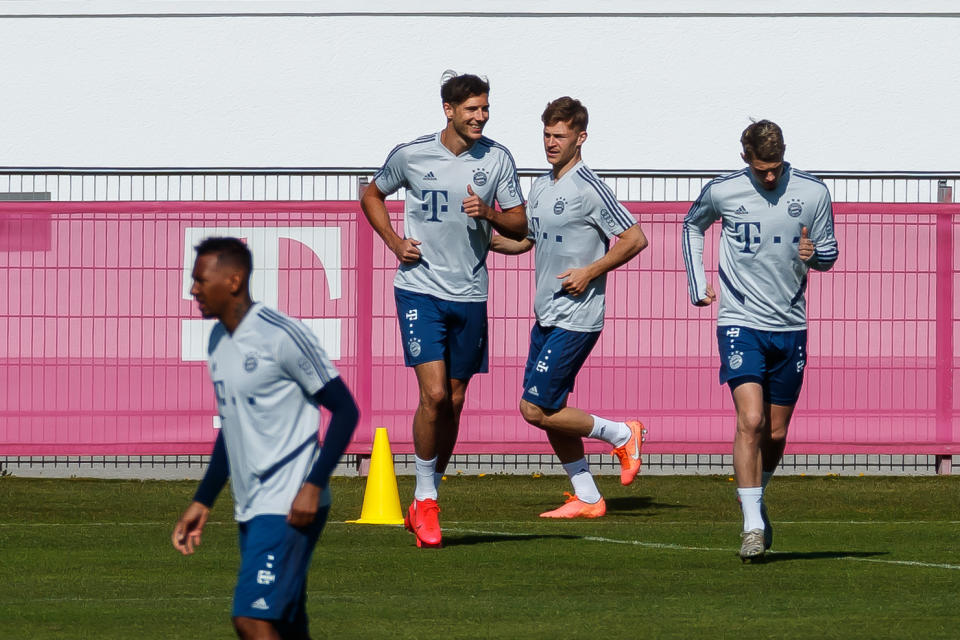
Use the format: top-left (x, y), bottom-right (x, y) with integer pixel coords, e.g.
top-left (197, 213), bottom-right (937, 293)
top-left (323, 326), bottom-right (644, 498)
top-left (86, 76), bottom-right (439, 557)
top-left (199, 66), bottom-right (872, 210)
top-left (787, 199), bottom-right (804, 218)
top-left (728, 352), bottom-right (743, 370)
top-left (553, 198), bottom-right (566, 215)
top-left (472, 170), bottom-right (488, 187)
top-left (244, 355), bottom-right (258, 372)
top-left (408, 338), bottom-right (422, 357)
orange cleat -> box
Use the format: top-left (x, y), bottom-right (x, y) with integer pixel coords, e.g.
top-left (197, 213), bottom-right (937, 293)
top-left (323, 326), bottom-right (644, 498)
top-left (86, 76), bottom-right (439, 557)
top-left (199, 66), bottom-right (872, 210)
top-left (612, 420), bottom-right (647, 486)
top-left (404, 498), bottom-right (442, 548)
top-left (539, 492), bottom-right (606, 519)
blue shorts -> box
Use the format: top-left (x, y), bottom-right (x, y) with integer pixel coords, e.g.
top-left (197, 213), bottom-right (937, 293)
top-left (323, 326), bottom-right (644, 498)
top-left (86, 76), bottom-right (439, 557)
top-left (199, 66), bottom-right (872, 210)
top-left (395, 288), bottom-right (488, 380)
top-left (232, 509), bottom-right (328, 631)
top-left (522, 323), bottom-right (601, 411)
top-left (717, 326), bottom-right (807, 406)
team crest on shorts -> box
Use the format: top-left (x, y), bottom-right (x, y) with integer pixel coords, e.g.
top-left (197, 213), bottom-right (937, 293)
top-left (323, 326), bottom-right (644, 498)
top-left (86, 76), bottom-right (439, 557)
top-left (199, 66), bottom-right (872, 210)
top-left (408, 338), bottom-right (422, 357)
top-left (244, 355), bottom-right (258, 372)
top-left (553, 198), bottom-right (566, 215)
top-left (787, 198), bottom-right (804, 218)
top-left (728, 350), bottom-right (744, 370)
top-left (472, 170), bottom-right (488, 187)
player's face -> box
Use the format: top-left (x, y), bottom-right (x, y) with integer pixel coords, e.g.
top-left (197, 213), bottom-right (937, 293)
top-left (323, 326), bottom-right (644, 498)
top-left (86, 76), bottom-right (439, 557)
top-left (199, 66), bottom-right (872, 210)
top-left (190, 253), bottom-right (239, 320)
top-left (745, 156), bottom-right (785, 190)
top-left (444, 94), bottom-right (489, 143)
top-left (543, 120), bottom-right (586, 170)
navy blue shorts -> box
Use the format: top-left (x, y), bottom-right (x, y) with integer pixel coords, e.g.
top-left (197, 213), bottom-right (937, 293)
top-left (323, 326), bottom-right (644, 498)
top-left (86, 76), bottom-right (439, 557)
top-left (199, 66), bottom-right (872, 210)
top-left (395, 288), bottom-right (488, 380)
top-left (522, 323), bottom-right (601, 411)
top-left (717, 325), bottom-right (807, 406)
top-left (232, 509), bottom-right (328, 631)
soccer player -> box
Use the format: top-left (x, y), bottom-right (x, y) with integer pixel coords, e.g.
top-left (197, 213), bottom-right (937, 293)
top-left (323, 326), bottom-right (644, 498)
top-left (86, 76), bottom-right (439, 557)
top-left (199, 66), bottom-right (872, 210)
top-left (172, 237), bottom-right (359, 638)
top-left (360, 72), bottom-right (527, 547)
top-left (491, 97), bottom-right (648, 518)
top-left (682, 120), bottom-right (839, 561)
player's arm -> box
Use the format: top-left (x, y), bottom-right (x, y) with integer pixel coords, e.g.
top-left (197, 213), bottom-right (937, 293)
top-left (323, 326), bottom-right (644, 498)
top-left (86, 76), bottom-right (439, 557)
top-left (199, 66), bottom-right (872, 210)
top-left (287, 376), bottom-right (360, 528)
top-left (462, 185), bottom-right (528, 240)
top-left (172, 431), bottom-right (228, 555)
top-left (490, 234), bottom-right (534, 255)
top-left (360, 179), bottom-right (422, 264)
top-left (800, 192), bottom-right (839, 271)
top-left (682, 184), bottom-right (720, 306)
top-left (557, 224), bottom-right (648, 296)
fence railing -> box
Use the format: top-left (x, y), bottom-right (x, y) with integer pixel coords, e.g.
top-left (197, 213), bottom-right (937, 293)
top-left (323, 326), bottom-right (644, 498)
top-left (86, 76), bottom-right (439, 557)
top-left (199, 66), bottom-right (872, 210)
top-left (0, 197), bottom-right (956, 459)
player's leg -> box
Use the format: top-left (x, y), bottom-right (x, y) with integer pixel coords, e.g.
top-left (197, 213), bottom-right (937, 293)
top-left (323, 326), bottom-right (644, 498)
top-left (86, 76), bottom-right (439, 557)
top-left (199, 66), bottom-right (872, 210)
top-left (537, 420), bottom-right (607, 518)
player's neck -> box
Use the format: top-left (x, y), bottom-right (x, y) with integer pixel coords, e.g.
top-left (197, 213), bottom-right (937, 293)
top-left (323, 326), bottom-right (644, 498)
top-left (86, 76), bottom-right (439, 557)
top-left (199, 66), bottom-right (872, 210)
top-left (551, 153), bottom-right (582, 181)
top-left (221, 296), bottom-right (254, 334)
top-left (440, 125), bottom-right (474, 156)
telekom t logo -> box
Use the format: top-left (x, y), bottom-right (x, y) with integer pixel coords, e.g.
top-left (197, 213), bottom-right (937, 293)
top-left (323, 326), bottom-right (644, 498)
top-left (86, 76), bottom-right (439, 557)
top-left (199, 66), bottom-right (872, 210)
top-left (180, 226), bottom-right (342, 362)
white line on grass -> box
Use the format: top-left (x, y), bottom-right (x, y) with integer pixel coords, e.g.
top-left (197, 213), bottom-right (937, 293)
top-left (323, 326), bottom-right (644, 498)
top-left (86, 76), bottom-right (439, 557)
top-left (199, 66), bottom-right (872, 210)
top-left (843, 557), bottom-right (960, 571)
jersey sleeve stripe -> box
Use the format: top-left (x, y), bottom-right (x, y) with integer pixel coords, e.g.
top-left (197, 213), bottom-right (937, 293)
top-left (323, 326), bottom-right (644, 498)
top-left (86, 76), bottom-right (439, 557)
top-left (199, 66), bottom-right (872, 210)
top-left (681, 225), bottom-right (701, 302)
top-left (258, 308), bottom-right (335, 385)
top-left (576, 168), bottom-right (635, 229)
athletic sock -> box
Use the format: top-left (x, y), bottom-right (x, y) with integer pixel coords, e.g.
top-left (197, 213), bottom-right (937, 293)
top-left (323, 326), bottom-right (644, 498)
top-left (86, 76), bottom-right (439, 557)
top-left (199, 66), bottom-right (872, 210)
top-left (737, 487), bottom-right (765, 532)
top-left (562, 458), bottom-right (602, 504)
top-left (414, 455), bottom-right (438, 501)
top-left (588, 415), bottom-right (631, 448)
top-left (761, 470), bottom-right (773, 490)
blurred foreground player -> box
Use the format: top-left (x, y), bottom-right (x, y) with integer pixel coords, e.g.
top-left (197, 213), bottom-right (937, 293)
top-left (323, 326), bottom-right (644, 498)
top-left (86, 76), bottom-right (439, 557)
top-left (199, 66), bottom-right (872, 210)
top-left (492, 97), bottom-right (648, 518)
top-left (681, 120), bottom-right (838, 561)
top-left (361, 72), bottom-right (526, 547)
top-left (172, 237), bottom-right (359, 638)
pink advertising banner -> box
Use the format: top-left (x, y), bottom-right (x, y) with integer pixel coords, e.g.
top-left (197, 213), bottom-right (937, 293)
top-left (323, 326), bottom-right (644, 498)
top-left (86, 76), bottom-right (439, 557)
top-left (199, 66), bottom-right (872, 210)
top-left (0, 201), bottom-right (957, 456)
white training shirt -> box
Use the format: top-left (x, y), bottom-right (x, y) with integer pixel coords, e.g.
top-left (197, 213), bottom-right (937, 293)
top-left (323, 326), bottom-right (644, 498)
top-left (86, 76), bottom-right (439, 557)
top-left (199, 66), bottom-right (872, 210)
top-left (207, 303), bottom-right (338, 522)
top-left (373, 132), bottom-right (524, 302)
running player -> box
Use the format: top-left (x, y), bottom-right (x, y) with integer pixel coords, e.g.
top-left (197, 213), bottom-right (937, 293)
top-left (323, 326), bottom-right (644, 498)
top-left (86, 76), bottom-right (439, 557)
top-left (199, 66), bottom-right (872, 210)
top-left (172, 237), bottom-right (359, 638)
top-left (491, 97), bottom-right (648, 518)
top-left (360, 72), bottom-right (526, 547)
top-left (682, 120), bottom-right (839, 561)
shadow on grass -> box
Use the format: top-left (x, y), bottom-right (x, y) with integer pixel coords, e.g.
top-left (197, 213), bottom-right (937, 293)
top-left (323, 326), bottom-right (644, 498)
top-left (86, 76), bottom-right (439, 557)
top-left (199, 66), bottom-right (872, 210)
top-left (763, 550), bottom-right (888, 563)
top-left (443, 533), bottom-right (581, 547)
top-left (604, 496), bottom-right (688, 514)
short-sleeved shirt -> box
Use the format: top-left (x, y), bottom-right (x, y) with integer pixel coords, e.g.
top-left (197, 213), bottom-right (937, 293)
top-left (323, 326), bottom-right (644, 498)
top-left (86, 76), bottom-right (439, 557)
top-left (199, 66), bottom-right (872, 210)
top-left (526, 162), bottom-right (637, 332)
top-left (373, 132), bottom-right (524, 302)
top-left (682, 163), bottom-right (839, 331)
top-left (207, 303), bottom-right (339, 522)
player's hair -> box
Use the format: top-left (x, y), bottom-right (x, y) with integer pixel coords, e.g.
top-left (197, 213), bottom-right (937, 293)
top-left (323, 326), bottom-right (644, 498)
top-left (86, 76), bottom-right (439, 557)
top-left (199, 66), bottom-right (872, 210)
top-left (741, 119), bottom-right (785, 162)
top-left (194, 237), bottom-right (253, 276)
top-left (541, 96), bottom-right (588, 132)
top-left (440, 73), bottom-right (490, 106)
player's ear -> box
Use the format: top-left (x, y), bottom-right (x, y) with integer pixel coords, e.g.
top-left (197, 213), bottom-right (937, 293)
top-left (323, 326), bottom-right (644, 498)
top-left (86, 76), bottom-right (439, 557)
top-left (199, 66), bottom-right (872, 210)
top-left (227, 269), bottom-right (245, 295)
top-left (442, 101), bottom-right (455, 121)
top-left (740, 152), bottom-right (748, 164)
top-left (576, 130), bottom-right (587, 147)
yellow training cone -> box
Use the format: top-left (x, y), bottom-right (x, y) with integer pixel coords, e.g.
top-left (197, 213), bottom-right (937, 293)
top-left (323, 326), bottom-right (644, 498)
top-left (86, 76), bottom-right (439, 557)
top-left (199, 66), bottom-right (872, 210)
top-left (346, 427), bottom-right (404, 525)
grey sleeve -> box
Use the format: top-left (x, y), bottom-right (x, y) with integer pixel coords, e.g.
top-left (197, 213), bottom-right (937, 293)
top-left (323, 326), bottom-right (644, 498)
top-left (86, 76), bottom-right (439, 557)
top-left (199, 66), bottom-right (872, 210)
top-left (682, 183), bottom-right (720, 304)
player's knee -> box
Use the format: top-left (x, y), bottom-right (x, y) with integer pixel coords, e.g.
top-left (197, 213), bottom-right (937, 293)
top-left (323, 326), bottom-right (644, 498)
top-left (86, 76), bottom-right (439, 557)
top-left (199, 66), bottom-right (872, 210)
top-left (736, 410), bottom-right (765, 436)
top-left (232, 616), bottom-right (274, 640)
top-left (419, 385), bottom-right (450, 412)
top-left (769, 423), bottom-right (788, 443)
top-left (519, 400), bottom-right (546, 427)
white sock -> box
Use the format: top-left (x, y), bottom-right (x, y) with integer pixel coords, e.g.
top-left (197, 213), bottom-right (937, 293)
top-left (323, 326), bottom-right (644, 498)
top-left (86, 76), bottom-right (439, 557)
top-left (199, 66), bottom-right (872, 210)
top-left (414, 455), bottom-right (438, 501)
top-left (434, 471), bottom-right (444, 490)
top-left (737, 487), bottom-right (765, 532)
top-left (562, 458), bottom-right (602, 504)
top-left (588, 415), bottom-right (631, 448)
top-left (761, 471), bottom-right (773, 490)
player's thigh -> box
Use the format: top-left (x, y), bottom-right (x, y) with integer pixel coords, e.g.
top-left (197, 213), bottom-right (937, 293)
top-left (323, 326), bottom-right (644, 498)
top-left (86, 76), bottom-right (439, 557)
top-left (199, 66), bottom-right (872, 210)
top-left (445, 298), bottom-right (488, 380)
top-left (765, 329), bottom-right (807, 406)
top-left (395, 288), bottom-right (447, 367)
top-left (521, 324), bottom-right (600, 411)
top-left (232, 511), bottom-right (327, 624)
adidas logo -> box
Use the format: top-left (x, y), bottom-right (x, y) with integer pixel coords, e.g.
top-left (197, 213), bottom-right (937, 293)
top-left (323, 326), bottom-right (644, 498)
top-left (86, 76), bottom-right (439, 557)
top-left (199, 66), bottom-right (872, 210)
top-left (423, 171), bottom-right (437, 181)
top-left (250, 598), bottom-right (269, 610)
top-left (735, 205), bottom-right (748, 215)
top-left (528, 386), bottom-right (539, 396)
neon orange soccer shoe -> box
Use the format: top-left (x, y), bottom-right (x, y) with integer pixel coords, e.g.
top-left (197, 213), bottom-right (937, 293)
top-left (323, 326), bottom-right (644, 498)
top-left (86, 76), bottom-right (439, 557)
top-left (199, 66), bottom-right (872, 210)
top-left (404, 498), bottom-right (442, 548)
top-left (612, 420), bottom-right (647, 486)
top-left (539, 492), bottom-right (606, 519)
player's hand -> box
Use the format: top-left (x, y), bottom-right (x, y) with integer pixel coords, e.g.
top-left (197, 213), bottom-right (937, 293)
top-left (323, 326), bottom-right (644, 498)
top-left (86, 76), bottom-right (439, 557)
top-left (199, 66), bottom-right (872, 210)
top-left (287, 482), bottom-right (321, 528)
top-left (557, 267), bottom-right (593, 297)
top-left (695, 284), bottom-right (717, 306)
top-left (172, 501), bottom-right (210, 556)
top-left (798, 226), bottom-right (815, 262)
top-left (392, 237), bottom-right (422, 264)
top-left (462, 184), bottom-right (493, 220)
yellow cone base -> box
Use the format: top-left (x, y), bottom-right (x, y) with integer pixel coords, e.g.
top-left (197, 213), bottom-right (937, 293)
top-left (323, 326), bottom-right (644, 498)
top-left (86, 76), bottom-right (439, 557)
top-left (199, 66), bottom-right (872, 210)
top-left (346, 427), bottom-right (404, 525)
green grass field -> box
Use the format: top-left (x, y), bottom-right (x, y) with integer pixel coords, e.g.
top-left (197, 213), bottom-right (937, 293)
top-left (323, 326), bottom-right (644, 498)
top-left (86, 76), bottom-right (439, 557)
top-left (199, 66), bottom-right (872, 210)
top-left (1, 473), bottom-right (958, 639)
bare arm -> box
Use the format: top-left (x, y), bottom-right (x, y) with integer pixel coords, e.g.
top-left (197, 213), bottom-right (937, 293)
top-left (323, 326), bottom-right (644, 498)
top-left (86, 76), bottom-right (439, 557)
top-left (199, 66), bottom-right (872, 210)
top-left (557, 224), bottom-right (648, 296)
top-left (462, 185), bottom-right (528, 240)
top-left (490, 235), bottom-right (534, 255)
top-left (360, 179), bottom-right (422, 264)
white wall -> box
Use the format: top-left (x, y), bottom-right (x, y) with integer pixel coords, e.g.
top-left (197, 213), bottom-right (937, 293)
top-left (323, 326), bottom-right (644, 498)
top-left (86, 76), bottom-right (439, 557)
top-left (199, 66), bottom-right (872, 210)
top-left (2, 1), bottom-right (958, 171)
